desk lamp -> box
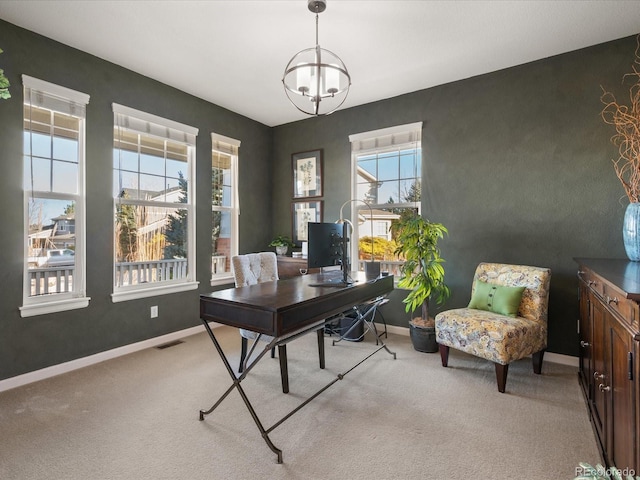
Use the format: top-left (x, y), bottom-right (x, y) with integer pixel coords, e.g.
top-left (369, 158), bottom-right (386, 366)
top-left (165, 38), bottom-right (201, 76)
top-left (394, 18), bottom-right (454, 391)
top-left (337, 199), bottom-right (381, 280)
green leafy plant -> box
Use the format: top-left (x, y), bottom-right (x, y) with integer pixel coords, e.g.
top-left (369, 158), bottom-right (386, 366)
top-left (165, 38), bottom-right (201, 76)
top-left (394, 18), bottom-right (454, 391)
top-left (392, 214), bottom-right (450, 325)
top-left (574, 462), bottom-right (640, 480)
top-left (269, 235), bottom-right (294, 248)
top-left (0, 48), bottom-right (10, 100)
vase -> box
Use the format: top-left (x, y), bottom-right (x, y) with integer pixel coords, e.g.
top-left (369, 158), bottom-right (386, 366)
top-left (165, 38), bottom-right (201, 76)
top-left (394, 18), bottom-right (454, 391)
top-left (623, 203), bottom-right (640, 261)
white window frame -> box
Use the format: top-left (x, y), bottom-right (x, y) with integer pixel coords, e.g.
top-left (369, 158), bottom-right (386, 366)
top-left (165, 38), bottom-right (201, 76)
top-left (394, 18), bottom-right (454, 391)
top-left (210, 133), bottom-right (240, 286)
top-left (348, 122), bottom-right (422, 276)
top-left (20, 75), bottom-right (91, 317)
top-left (111, 104), bottom-right (199, 302)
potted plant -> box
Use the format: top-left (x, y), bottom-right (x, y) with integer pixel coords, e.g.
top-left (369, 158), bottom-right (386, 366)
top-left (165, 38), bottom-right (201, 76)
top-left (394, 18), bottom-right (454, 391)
top-left (269, 234), bottom-right (294, 256)
top-left (393, 213), bottom-right (450, 352)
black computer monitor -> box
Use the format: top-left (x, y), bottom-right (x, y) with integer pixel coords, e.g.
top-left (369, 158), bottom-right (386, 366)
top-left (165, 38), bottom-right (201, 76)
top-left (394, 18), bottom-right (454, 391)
top-left (307, 222), bottom-right (345, 269)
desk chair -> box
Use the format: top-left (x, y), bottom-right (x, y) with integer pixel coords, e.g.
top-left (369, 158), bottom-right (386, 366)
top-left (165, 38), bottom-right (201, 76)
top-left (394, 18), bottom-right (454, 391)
top-left (435, 262), bottom-right (551, 393)
top-left (232, 252), bottom-right (325, 393)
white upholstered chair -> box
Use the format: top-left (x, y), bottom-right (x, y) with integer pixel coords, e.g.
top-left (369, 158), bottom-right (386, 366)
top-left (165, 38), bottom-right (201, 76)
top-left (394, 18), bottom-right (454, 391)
top-left (232, 252), bottom-right (279, 374)
top-left (232, 252), bottom-right (325, 393)
top-left (435, 262), bottom-right (551, 393)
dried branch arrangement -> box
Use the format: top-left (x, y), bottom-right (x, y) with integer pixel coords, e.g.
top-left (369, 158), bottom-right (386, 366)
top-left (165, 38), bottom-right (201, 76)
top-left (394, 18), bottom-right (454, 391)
top-left (601, 36), bottom-right (640, 203)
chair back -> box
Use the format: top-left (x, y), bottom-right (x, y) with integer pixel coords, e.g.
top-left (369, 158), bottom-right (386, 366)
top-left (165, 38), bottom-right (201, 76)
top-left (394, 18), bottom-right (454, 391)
top-left (472, 262), bottom-right (551, 324)
top-left (232, 252), bottom-right (279, 287)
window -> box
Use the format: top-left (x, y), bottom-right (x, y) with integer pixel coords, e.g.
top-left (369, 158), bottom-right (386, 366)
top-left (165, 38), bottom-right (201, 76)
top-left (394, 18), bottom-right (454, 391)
top-left (21, 75), bottom-right (90, 317)
top-left (348, 122), bottom-right (422, 277)
top-left (112, 104), bottom-right (199, 302)
top-left (211, 133), bottom-right (240, 285)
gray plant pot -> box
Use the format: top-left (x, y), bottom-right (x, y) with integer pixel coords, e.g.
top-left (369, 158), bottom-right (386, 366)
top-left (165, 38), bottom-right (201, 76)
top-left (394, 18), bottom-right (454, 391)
top-left (409, 323), bottom-right (438, 353)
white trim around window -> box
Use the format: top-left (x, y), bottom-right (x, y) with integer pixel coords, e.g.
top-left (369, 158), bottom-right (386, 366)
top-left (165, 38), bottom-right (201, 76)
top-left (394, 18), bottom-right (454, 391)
top-left (20, 76), bottom-right (91, 317)
top-left (111, 104), bottom-right (199, 302)
top-left (210, 132), bottom-right (240, 286)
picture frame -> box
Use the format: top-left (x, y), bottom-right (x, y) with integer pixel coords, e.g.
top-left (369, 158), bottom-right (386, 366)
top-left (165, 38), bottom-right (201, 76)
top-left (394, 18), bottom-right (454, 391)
top-left (292, 200), bottom-right (323, 245)
top-left (292, 149), bottom-right (323, 198)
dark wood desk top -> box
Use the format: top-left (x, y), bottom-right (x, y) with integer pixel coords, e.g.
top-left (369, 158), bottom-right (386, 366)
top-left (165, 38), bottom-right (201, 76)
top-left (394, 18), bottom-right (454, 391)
top-left (200, 272), bottom-right (394, 337)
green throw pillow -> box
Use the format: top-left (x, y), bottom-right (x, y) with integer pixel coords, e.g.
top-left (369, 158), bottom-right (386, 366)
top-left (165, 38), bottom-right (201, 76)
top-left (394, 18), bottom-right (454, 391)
top-left (467, 280), bottom-right (525, 317)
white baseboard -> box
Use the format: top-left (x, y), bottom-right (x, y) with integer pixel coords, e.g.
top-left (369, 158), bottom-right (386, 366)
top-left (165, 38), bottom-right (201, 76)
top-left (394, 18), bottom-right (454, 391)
top-left (381, 323), bottom-right (579, 367)
top-left (1, 321), bottom-right (579, 393)
top-left (0, 323), bottom-right (217, 393)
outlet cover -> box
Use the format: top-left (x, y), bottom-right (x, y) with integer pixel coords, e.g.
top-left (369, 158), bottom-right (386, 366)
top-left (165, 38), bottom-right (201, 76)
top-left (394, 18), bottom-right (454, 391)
top-left (150, 306), bottom-right (158, 318)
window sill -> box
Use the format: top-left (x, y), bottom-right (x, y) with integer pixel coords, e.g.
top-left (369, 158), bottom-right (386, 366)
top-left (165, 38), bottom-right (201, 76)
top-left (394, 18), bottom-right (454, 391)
top-left (20, 296), bottom-right (91, 318)
top-left (210, 274), bottom-right (234, 287)
top-left (111, 281), bottom-right (199, 303)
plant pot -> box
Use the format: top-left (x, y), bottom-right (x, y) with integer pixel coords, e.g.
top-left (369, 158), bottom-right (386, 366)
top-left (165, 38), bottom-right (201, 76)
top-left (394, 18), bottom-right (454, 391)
top-left (409, 322), bottom-right (438, 353)
top-left (275, 246), bottom-right (288, 256)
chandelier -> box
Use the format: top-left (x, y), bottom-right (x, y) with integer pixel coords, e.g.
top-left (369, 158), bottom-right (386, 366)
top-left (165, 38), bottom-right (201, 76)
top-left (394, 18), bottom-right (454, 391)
top-left (282, 0), bottom-right (351, 116)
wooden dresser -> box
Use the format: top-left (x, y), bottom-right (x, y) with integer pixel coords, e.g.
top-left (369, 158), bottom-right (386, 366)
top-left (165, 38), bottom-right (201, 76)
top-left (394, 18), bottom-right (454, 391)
top-left (575, 258), bottom-right (639, 473)
top-left (276, 256), bottom-right (320, 278)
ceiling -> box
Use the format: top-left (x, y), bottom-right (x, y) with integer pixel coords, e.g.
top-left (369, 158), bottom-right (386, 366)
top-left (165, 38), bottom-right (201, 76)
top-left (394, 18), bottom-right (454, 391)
top-left (1, 1), bottom-right (640, 127)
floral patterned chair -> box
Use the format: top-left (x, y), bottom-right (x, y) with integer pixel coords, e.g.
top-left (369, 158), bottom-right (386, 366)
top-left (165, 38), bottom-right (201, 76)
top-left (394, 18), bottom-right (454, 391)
top-left (434, 262), bottom-right (551, 393)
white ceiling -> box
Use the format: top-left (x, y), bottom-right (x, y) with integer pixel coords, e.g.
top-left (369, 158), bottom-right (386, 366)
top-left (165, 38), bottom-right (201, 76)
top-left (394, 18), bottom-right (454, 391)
top-left (1, 1), bottom-right (640, 127)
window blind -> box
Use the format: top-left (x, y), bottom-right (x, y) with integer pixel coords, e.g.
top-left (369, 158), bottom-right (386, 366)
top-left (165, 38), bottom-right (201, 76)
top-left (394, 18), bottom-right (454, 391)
top-left (113, 103), bottom-right (198, 145)
top-left (23, 75), bottom-right (89, 117)
top-left (211, 132), bottom-right (241, 155)
top-left (349, 122), bottom-right (422, 154)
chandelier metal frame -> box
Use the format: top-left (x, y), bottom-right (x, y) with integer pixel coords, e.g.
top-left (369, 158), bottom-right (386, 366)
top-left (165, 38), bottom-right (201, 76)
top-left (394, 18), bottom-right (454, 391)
top-left (282, 0), bottom-right (351, 116)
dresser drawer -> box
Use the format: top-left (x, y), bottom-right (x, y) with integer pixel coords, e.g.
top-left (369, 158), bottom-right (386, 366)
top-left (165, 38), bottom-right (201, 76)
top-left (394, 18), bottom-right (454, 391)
top-left (602, 282), bottom-right (638, 329)
top-left (578, 268), bottom-right (604, 298)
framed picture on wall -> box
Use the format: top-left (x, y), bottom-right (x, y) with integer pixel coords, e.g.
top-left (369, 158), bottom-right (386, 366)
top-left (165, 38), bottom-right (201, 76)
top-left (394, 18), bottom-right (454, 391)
top-left (292, 200), bottom-right (323, 245)
top-left (292, 149), bottom-right (323, 198)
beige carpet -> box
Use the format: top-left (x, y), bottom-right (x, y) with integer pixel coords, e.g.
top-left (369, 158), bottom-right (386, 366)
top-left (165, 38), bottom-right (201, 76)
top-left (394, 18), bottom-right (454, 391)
top-left (0, 326), bottom-right (600, 479)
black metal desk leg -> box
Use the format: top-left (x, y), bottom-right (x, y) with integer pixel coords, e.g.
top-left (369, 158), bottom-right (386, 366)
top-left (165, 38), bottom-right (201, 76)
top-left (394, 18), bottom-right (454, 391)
top-left (317, 329), bottom-right (325, 369)
top-left (278, 344), bottom-right (289, 394)
top-left (199, 319), bottom-right (284, 463)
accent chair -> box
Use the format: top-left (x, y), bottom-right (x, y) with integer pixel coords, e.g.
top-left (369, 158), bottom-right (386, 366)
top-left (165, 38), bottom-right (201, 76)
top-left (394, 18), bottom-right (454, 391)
top-left (434, 262), bottom-right (551, 393)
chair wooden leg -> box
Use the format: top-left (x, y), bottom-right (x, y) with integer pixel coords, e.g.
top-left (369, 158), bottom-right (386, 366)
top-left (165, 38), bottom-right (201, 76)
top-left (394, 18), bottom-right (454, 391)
top-left (239, 336), bottom-right (248, 373)
top-left (439, 344), bottom-right (449, 367)
top-left (532, 349), bottom-right (545, 374)
top-left (495, 363), bottom-right (508, 393)
top-left (316, 329), bottom-right (325, 369)
top-left (278, 345), bottom-right (289, 394)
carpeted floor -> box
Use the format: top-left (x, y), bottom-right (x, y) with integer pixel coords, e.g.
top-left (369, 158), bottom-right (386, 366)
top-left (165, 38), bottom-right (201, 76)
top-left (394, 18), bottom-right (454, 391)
top-left (0, 326), bottom-right (600, 479)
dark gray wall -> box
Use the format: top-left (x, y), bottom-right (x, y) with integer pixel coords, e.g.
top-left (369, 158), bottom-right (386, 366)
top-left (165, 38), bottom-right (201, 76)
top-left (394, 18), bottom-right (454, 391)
top-left (0, 20), bottom-right (272, 381)
top-left (1, 18), bottom-right (637, 382)
top-left (273, 35), bottom-right (638, 356)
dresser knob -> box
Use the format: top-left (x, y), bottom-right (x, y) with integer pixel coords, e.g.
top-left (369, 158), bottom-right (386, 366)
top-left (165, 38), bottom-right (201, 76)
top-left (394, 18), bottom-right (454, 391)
top-left (607, 296), bottom-right (619, 306)
top-left (580, 340), bottom-right (590, 348)
top-left (594, 371), bottom-right (605, 380)
top-left (598, 383), bottom-right (611, 393)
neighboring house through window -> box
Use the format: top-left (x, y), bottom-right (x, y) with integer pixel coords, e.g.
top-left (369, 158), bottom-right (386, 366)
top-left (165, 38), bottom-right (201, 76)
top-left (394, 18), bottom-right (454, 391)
top-left (348, 122), bottom-right (422, 277)
top-left (112, 104), bottom-right (198, 302)
top-left (211, 133), bottom-right (239, 285)
top-left (21, 75), bottom-right (90, 317)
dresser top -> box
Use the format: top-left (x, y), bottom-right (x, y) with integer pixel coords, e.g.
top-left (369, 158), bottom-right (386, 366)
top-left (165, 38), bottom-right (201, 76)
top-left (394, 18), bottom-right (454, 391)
top-left (575, 258), bottom-right (640, 299)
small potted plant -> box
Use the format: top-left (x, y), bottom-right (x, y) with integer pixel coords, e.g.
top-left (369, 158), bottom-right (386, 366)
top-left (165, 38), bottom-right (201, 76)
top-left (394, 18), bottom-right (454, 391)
top-left (392, 213), bottom-right (450, 352)
top-left (269, 234), bottom-right (294, 256)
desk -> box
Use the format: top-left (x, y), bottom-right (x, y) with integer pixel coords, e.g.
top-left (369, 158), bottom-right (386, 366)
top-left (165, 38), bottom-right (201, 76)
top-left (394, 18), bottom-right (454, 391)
top-left (199, 271), bottom-right (394, 463)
